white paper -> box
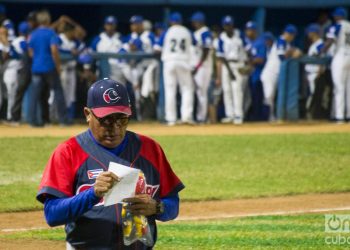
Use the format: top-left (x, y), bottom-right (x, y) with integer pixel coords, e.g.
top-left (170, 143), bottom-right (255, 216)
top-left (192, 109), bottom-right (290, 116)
top-left (103, 162), bottom-right (140, 206)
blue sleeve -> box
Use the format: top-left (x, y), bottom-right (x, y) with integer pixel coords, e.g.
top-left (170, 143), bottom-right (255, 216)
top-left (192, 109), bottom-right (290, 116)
top-left (216, 38), bottom-right (224, 57)
top-left (148, 32), bottom-right (156, 46)
top-left (156, 194), bottom-right (179, 222)
top-left (326, 24), bottom-right (341, 39)
top-left (201, 31), bottom-right (212, 48)
top-left (90, 36), bottom-right (101, 51)
top-left (316, 43), bottom-right (324, 54)
top-left (50, 33), bottom-right (59, 47)
top-left (20, 40), bottom-right (28, 53)
top-left (277, 38), bottom-right (287, 60)
top-left (44, 187), bottom-right (101, 227)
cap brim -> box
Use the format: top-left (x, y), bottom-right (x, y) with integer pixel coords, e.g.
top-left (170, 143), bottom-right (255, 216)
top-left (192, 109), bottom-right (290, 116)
top-left (92, 106), bottom-right (131, 118)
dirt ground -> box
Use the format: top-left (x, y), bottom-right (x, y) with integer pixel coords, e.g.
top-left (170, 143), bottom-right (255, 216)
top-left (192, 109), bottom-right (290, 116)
top-left (1, 122), bottom-right (350, 249)
top-left (0, 122), bottom-right (349, 138)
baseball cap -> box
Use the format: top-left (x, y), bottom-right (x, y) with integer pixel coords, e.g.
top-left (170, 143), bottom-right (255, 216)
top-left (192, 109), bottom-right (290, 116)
top-left (18, 21), bottom-right (30, 35)
top-left (284, 24), bottom-right (298, 35)
top-left (0, 4), bottom-right (6, 15)
top-left (87, 78), bottom-right (131, 117)
top-left (169, 12), bottom-right (182, 23)
top-left (130, 15), bottom-right (143, 24)
top-left (306, 23), bottom-right (321, 34)
top-left (332, 7), bottom-right (347, 18)
top-left (191, 11), bottom-right (205, 23)
top-left (222, 15), bottom-right (234, 26)
top-left (104, 16), bottom-right (117, 25)
top-left (245, 21), bottom-right (257, 30)
top-left (78, 53), bottom-right (93, 65)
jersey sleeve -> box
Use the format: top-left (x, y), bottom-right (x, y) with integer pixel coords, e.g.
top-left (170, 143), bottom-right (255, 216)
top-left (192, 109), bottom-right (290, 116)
top-left (50, 32), bottom-right (60, 47)
top-left (276, 38), bottom-right (287, 60)
top-left (37, 138), bottom-right (89, 203)
top-left (216, 38), bottom-right (224, 57)
top-left (90, 35), bottom-right (101, 51)
top-left (201, 30), bottom-right (212, 49)
top-left (326, 24), bottom-right (341, 40)
top-left (139, 135), bottom-right (185, 198)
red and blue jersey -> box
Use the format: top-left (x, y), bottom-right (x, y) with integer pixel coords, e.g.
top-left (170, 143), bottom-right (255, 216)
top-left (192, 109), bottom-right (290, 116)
top-left (37, 130), bottom-right (184, 249)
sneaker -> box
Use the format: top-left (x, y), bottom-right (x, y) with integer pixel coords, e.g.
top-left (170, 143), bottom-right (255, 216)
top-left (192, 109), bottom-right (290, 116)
top-left (221, 117), bottom-right (233, 123)
top-left (166, 121), bottom-right (176, 126)
top-left (181, 119), bottom-right (196, 125)
top-left (233, 117), bottom-right (243, 125)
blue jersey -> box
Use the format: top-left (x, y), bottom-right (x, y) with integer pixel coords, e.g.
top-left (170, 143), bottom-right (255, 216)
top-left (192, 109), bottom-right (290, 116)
top-left (29, 27), bottom-right (59, 73)
top-left (248, 37), bottom-right (267, 83)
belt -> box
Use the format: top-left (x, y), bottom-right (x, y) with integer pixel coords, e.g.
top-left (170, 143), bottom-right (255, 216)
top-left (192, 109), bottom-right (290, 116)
top-left (227, 59), bottom-right (240, 63)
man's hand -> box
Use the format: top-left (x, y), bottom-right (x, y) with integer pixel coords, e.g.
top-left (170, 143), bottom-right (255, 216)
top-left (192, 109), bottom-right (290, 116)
top-left (123, 194), bottom-right (157, 216)
top-left (94, 171), bottom-right (120, 198)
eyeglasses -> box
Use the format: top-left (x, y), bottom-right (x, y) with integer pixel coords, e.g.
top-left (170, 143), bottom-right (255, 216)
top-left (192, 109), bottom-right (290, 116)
top-left (90, 110), bottom-right (129, 127)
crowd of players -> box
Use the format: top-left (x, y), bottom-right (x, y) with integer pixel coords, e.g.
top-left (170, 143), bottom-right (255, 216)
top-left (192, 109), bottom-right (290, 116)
top-left (0, 5), bottom-right (349, 126)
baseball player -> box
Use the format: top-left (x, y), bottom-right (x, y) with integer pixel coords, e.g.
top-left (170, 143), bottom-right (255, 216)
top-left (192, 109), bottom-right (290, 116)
top-left (305, 23), bottom-right (324, 109)
top-left (124, 15), bottom-right (158, 102)
top-left (37, 79), bottom-right (184, 249)
top-left (244, 21), bottom-right (268, 121)
top-left (260, 24), bottom-right (299, 121)
top-left (215, 15), bottom-right (247, 125)
top-left (57, 22), bottom-right (81, 123)
top-left (190, 11), bottom-right (213, 123)
top-left (322, 7), bottom-right (350, 123)
top-left (154, 12), bottom-right (195, 125)
top-left (90, 16), bottom-right (124, 83)
top-left (2, 22), bottom-right (30, 122)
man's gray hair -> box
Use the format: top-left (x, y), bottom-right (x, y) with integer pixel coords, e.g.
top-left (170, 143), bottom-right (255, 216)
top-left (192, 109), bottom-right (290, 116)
top-left (36, 10), bottom-right (51, 25)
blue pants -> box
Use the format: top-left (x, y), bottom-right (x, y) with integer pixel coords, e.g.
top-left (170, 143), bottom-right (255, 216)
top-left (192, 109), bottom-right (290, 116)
top-left (248, 79), bottom-right (268, 121)
top-left (28, 70), bottom-right (66, 126)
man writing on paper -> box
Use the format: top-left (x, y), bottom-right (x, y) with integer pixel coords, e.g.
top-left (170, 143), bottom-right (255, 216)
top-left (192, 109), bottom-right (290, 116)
top-left (36, 78), bottom-right (185, 249)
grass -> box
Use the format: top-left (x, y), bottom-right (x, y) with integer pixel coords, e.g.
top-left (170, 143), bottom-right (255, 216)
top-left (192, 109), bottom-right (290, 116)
top-left (1, 213), bottom-right (347, 249)
top-left (0, 133), bottom-right (350, 212)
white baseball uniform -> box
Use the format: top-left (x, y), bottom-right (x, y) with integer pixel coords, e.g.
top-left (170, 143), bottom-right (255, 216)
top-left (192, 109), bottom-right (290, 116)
top-left (124, 31), bottom-right (159, 98)
top-left (155, 24), bottom-right (194, 123)
top-left (191, 26), bottom-right (213, 122)
top-left (2, 36), bottom-right (26, 120)
top-left (58, 33), bottom-right (79, 108)
top-left (216, 31), bottom-right (247, 122)
top-left (260, 36), bottom-right (291, 120)
top-left (305, 39), bottom-right (324, 96)
top-left (327, 20), bottom-right (350, 120)
top-left (91, 32), bottom-right (124, 83)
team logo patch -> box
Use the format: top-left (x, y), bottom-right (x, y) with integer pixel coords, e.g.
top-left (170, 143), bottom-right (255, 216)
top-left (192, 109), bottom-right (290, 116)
top-left (103, 88), bottom-right (121, 104)
top-left (87, 169), bottom-right (103, 179)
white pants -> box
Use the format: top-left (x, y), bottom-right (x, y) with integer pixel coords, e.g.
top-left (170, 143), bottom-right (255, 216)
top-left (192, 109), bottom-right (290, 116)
top-left (163, 61), bottom-right (194, 123)
top-left (110, 63), bottom-right (127, 85)
top-left (222, 63), bottom-right (245, 119)
top-left (306, 72), bottom-right (318, 96)
top-left (261, 65), bottom-right (279, 119)
top-left (141, 59), bottom-right (159, 98)
top-left (3, 66), bottom-right (19, 120)
top-left (331, 51), bottom-right (350, 120)
top-left (61, 67), bottom-right (76, 107)
top-left (194, 64), bottom-right (212, 122)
